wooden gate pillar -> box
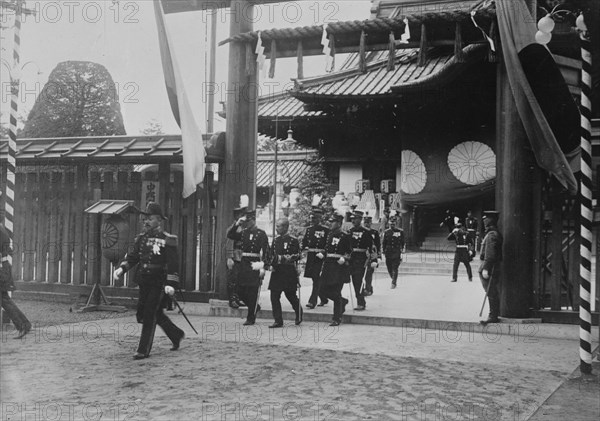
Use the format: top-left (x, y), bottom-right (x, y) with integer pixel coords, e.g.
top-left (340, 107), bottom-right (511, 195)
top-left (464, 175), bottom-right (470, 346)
top-left (214, 0), bottom-right (258, 298)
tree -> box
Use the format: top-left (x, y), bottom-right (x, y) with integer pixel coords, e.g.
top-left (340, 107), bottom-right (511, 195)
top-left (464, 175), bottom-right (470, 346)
top-left (288, 153), bottom-right (335, 238)
top-left (21, 61), bottom-right (126, 138)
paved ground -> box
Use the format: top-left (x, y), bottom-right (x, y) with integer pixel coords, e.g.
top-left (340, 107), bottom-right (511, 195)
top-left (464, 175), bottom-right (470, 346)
top-left (1, 304), bottom-right (598, 420)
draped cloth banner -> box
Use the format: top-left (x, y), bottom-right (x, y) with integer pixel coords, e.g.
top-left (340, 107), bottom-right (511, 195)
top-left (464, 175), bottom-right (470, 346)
top-left (154, 0), bottom-right (206, 198)
top-left (495, 0), bottom-right (578, 194)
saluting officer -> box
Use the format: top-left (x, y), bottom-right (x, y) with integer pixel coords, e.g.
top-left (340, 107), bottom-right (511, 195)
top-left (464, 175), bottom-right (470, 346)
top-left (113, 202), bottom-right (184, 360)
top-left (382, 215), bottom-right (405, 288)
top-left (301, 207), bottom-right (329, 309)
top-left (319, 214), bottom-right (351, 326)
top-left (362, 214), bottom-right (380, 296)
top-left (479, 210), bottom-right (503, 325)
top-left (269, 218), bottom-right (303, 328)
top-left (448, 222), bottom-right (474, 282)
top-left (465, 210), bottom-right (478, 252)
top-left (348, 210), bottom-right (374, 311)
top-left (226, 209), bottom-right (270, 326)
top-left (226, 206), bottom-right (247, 308)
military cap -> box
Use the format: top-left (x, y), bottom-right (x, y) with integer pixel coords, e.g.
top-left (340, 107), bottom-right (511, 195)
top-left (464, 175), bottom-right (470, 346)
top-left (483, 210), bottom-right (500, 219)
top-left (233, 206), bottom-right (247, 219)
top-left (310, 207), bottom-right (324, 216)
top-left (141, 202), bottom-right (167, 220)
top-left (328, 214), bottom-right (344, 223)
top-left (245, 209), bottom-right (257, 219)
top-left (351, 210), bottom-right (364, 219)
top-left (363, 214), bottom-right (373, 221)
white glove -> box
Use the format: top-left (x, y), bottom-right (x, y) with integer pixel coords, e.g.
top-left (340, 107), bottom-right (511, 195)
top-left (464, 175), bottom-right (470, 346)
top-left (316, 253), bottom-right (324, 260)
top-left (259, 268), bottom-right (266, 278)
top-left (251, 261), bottom-right (264, 271)
top-left (337, 257), bottom-right (345, 265)
top-left (164, 285), bottom-right (175, 296)
top-left (227, 258), bottom-right (234, 270)
top-left (113, 267), bottom-right (123, 282)
top-left (370, 262), bottom-right (378, 269)
top-left (482, 269), bottom-right (489, 280)
top-left (236, 217), bottom-right (246, 226)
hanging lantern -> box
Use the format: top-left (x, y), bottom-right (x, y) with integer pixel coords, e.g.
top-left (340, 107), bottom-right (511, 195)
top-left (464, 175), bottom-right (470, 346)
top-left (535, 30), bottom-right (552, 45)
top-left (537, 15), bottom-right (555, 33)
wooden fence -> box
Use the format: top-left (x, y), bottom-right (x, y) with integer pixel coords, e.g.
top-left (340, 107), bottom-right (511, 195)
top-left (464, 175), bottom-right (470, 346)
top-left (4, 164), bottom-right (216, 296)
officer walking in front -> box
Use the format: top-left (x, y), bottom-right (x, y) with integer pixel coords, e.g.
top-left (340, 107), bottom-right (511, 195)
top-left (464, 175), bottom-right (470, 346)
top-left (301, 207), bottom-right (329, 309)
top-left (348, 211), bottom-right (374, 311)
top-left (362, 214), bottom-right (380, 296)
top-left (448, 222), bottom-right (474, 282)
top-left (226, 209), bottom-right (270, 326)
top-left (226, 206), bottom-right (247, 308)
top-left (479, 210), bottom-right (503, 325)
top-left (319, 214), bottom-right (351, 326)
top-left (113, 202), bottom-right (184, 360)
top-left (268, 218), bottom-right (302, 328)
top-left (382, 215), bottom-right (404, 288)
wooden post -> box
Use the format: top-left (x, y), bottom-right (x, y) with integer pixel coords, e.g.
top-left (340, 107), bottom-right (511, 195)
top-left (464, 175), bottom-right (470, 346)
top-left (214, 0), bottom-right (258, 299)
top-left (496, 55), bottom-right (534, 318)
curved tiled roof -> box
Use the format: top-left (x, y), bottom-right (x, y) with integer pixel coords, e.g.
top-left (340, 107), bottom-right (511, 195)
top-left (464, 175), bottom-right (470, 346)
top-left (258, 92), bottom-right (323, 119)
top-left (256, 150), bottom-right (318, 188)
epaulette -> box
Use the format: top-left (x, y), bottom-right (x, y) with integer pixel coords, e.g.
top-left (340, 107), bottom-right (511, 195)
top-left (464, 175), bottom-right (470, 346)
top-left (164, 232), bottom-right (178, 247)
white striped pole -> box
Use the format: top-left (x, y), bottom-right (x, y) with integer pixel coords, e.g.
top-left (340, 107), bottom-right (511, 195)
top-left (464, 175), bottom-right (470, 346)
top-left (4, 0), bottom-right (22, 270)
top-left (578, 16), bottom-right (593, 375)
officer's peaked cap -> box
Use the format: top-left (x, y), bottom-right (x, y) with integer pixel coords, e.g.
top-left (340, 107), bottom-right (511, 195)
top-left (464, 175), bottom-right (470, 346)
top-left (310, 207), bottom-right (324, 215)
top-left (483, 210), bottom-right (500, 219)
top-left (352, 210), bottom-right (364, 218)
top-left (328, 214), bottom-right (344, 223)
top-left (142, 202), bottom-right (167, 220)
top-left (233, 206), bottom-right (247, 218)
top-left (245, 209), bottom-right (257, 219)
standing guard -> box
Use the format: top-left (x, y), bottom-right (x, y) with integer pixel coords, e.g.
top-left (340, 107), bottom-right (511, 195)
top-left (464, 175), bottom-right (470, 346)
top-left (319, 214), bottom-right (351, 326)
top-left (382, 216), bottom-right (405, 288)
top-left (301, 207), bottom-right (330, 309)
top-left (448, 222), bottom-right (474, 282)
top-left (113, 202), bottom-right (185, 360)
top-left (226, 209), bottom-right (270, 326)
top-left (226, 206), bottom-right (247, 308)
top-left (479, 211), bottom-right (503, 325)
top-left (268, 218), bottom-right (302, 328)
top-left (348, 211), bottom-right (374, 311)
top-left (465, 210), bottom-right (478, 253)
top-left (362, 214), bottom-right (380, 296)
top-left (440, 209), bottom-right (455, 233)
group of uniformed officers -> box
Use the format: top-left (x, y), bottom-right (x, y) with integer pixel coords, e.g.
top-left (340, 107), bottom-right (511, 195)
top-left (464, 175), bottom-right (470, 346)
top-left (226, 206), bottom-right (405, 328)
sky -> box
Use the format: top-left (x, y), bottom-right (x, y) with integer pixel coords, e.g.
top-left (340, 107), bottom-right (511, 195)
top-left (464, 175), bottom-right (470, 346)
top-left (0, 0), bottom-right (372, 135)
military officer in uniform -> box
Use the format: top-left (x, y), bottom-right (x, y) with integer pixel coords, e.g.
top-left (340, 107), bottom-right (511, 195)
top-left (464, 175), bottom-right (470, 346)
top-left (226, 206), bottom-right (247, 308)
top-left (362, 214), bottom-right (380, 296)
top-left (465, 210), bottom-right (478, 253)
top-left (440, 209), bottom-right (455, 233)
top-left (479, 210), bottom-right (503, 325)
top-left (319, 214), bottom-right (351, 326)
top-left (268, 218), bottom-right (303, 328)
top-left (382, 216), bottom-right (404, 288)
top-left (226, 209), bottom-right (270, 326)
top-left (301, 207), bottom-right (329, 309)
top-left (348, 211), bottom-right (374, 311)
top-left (113, 202), bottom-right (184, 360)
top-left (448, 222), bottom-right (474, 282)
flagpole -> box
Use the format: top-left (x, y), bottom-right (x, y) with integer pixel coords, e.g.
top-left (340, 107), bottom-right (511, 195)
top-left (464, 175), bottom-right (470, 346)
top-left (578, 15), bottom-right (593, 375)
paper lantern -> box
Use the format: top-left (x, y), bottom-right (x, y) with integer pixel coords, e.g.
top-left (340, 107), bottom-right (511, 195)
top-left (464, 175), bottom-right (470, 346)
top-left (535, 30), bottom-right (552, 45)
top-left (380, 179), bottom-right (396, 193)
top-left (355, 179), bottom-right (371, 194)
top-left (537, 15), bottom-right (555, 33)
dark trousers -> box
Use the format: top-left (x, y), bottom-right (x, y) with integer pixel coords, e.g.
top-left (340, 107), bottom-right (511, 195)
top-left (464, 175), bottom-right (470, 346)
top-left (227, 262), bottom-right (240, 302)
top-left (386, 257), bottom-right (401, 284)
top-left (319, 283), bottom-right (345, 322)
top-left (364, 266), bottom-right (375, 293)
top-left (136, 284), bottom-right (184, 356)
top-left (350, 267), bottom-right (366, 306)
top-left (238, 285), bottom-right (260, 323)
top-left (308, 275), bottom-right (327, 306)
top-left (480, 267), bottom-right (500, 319)
top-left (1, 291), bottom-right (31, 331)
top-left (270, 289), bottom-right (299, 324)
top-left (452, 249), bottom-right (472, 280)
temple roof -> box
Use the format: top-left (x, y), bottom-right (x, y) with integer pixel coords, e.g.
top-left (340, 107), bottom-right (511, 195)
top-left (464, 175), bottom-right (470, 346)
top-left (258, 92), bottom-right (324, 119)
top-left (256, 150), bottom-right (318, 188)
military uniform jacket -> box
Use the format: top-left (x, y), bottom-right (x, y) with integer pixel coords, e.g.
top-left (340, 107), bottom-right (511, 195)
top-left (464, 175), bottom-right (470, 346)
top-left (382, 228), bottom-right (405, 259)
top-left (480, 227), bottom-right (503, 272)
top-left (227, 221), bottom-right (244, 262)
top-left (0, 224), bottom-right (15, 292)
top-left (269, 234), bottom-right (300, 291)
top-left (367, 228), bottom-right (381, 259)
top-left (119, 229), bottom-right (179, 288)
top-left (465, 217), bottom-right (478, 233)
top-left (320, 229), bottom-right (352, 286)
top-left (348, 226), bottom-right (374, 268)
top-left (227, 225), bottom-right (270, 287)
top-left (447, 229), bottom-right (473, 248)
top-left (301, 224), bottom-right (329, 278)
